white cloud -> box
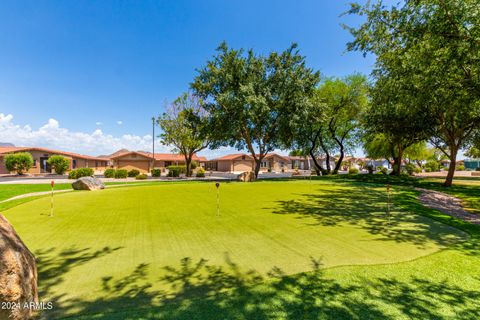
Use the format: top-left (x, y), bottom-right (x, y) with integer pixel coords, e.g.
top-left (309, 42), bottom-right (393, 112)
top-left (117, 120), bottom-right (123, 125)
top-left (0, 113), bottom-right (170, 156)
top-left (95, 121), bottom-right (103, 126)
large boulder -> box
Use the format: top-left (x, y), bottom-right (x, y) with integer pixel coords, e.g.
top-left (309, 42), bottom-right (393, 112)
top-left (237, 171), bottom-right (256, 182)
top-left (72, 176), bottom-right (105, 191)
top-left (0, 215), bottom-right (38, 320)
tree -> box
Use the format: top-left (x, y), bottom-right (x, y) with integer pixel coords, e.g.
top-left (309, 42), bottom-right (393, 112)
top-left (289, 74), bottom-right (368, 175)
top-left (47, 155), bottom-right (70, 175)
top-left (158, 93), bottom-right (210, 177)
top-left (318, 74), bottom-right (368, 174)
top-left (465, 147), bottom-right (480, 159)
top-left (192, 42), bottom-right (319, 178)
top-left (4, 152), bottom-right (33, 175)
top-left (403, 142), bottom-right (431, 167)
top-left (346, 0), bottom-right (480, 185)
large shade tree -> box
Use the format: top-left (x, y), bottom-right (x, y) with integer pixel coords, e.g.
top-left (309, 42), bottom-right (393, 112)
top-left (158, 93), bottom-right (210, 177)
top-left (290, 74), bottom-right (368, 175)
top-left (346, 0), bottom-right (480, 186)
top-left (319, 74), bottom-right (368, 174)
top-left (192, 42), bottom-right (319, 178)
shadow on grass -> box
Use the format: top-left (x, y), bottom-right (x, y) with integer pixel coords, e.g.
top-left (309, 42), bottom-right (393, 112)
top-left (35, 254), bottom-right (480, 320)
top-left (268, 185), bottom-right (467, 248)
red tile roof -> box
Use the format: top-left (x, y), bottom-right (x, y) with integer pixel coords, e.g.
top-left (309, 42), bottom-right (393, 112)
top-left (0, 146), bottom-right (108, 161)
top-left (211, 153), bottom-right (254, 161)
top-left (109, 150), bottom-right (206, 162)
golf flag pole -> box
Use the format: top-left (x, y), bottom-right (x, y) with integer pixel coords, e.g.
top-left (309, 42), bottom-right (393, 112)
top-left (215, 182), bottom-right (220, 217)
top-left (50, 180), bottom-right (54, 217)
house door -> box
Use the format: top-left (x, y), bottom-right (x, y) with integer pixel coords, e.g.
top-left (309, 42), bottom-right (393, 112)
top-left (40, 157), bottom-right (51, 173)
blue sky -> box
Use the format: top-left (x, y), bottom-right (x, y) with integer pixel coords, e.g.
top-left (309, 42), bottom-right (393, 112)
top-left (0, 0), bottom-right (374, 156)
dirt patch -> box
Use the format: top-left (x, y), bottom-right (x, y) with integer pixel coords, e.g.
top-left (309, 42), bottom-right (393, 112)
top-left (417, 188), bottom-right (480, 225)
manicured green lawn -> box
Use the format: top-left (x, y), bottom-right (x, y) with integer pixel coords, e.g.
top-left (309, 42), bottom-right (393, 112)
top-left (0, 183), bottom-right (72, 201)
top-left (2, 179), bottom-right (480, 319)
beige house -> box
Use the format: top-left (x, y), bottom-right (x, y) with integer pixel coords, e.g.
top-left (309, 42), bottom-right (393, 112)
top-left (0, 146), bottom-right (108, 175)
top-left (205, 153), bottom-right (290, 173)
top-left (109, 150), bottom-right (207, 173)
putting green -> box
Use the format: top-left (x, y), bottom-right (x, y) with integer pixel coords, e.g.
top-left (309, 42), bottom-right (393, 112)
top-left (2, 180), bottom-right (467, 317)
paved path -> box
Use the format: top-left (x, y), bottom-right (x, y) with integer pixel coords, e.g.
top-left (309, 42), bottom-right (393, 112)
top-left (417, 188), bottom-right (480, 225)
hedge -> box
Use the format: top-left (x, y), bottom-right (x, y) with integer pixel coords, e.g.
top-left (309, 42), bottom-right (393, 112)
top-left (167, 165), bottom-right (186, 177)
top-left (114, 169), bottom-right (128, 179)
top-left (136, 173), bottom-right (148, 180)
top-left (4, 152), bottom-right (33, 175)
top-left (68, 168), bottom-right (94, 179)
top-left (151, 168), bottom-right (161, 177)
top-left (104, 168), bottom-right (116, 178)
top-left (47, 155), bottom-right (70, 175)
top-left (128, 169), bottom-right (140, 177)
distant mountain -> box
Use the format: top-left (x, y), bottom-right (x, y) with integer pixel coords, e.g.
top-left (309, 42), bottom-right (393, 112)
top-left (97, 148), bottom-right (129, 158)
top-left (0, 142), bottom-right (14, 147)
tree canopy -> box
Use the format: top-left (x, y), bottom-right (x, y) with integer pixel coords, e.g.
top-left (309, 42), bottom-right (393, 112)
top-left (346, 0), bottom-right (480, 185)
top-left (158, 92), bottom-right (210, 177)
top-left (191, 42), bottom-right (319, 177)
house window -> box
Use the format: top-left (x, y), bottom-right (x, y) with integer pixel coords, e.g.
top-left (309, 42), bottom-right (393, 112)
top-left (132, 154), bottom-right (137, 158)
top-left (95, 161), bottom-right (98, 168)
top-left (280, 161), bottom-right (284, 168)
top-left (33, 160), bottom-right (37, 167)
top-left (242, 155), bottom-right (246, 160)
top-left (261, 161), bottom-right (269, 168)
top-left (72, 159), bottom-right (77, 169)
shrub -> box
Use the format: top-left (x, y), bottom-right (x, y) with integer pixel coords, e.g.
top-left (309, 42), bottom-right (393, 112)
top-left (425, 167), bottom-right (432, 173)
top-left (196, 167), bottom-right (205, 178)
top-left (114, 169), bottom-right (128, 178)
top-left (348, 167), bottom-right (359, 174)
top-left (136, 173), bottom-right (147, 180)
top-left (4, 152), bottom-right (34, 175)
top-left (104, 168), bottom-right (116, 178)
top-left (267, 168), bottom-right (272, 172)
top-left (425, 160), bottom-right (440, 172)
top-left (476, 168), bottom-right (480, 172)
top-left (68, 167), bottom-right (94, 179)
top-left (456, 164), bottom-right (465, 171)
top-left (151, 168), bottom-right (161, 177)
top-left (414, 166), bottom-right (422, 174)
top-left (404, 163), bottom-right (417, 176)
top-left (377, 166), bottom-right (388, 175)
top-left (167, 165), bottom-right (186, 177)
top-left (128, 169), bottom-right (140, 177)
top-left (47, 155), bottom-right (70, 175)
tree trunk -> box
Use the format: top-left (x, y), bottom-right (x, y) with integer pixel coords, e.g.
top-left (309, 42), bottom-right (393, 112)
top-left (309, 149), bottom-right (323, 175)
top-left (254, 159), bottom-right (261, 179)
top-left (390, 146), bottom-right (403, 176)
top-left (333, 145), bottom-right (344, 174)
top-left (325, 152), bottom-right (331, 174)
top-left (185, 154), bottom-right (193, 177)
top-left (444, 147), bottom-right (458, 187)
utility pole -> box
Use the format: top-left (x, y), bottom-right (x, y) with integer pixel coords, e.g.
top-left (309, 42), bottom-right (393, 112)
top-left (152, 116), bottom-right (155, 170)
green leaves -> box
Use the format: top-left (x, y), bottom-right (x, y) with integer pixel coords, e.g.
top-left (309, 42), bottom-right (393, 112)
top-left (191, 42), bottom-right (319, 175)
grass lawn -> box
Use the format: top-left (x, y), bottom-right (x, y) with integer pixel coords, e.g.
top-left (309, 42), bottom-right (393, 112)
top-left (2, 179), bottom-right (480, 319)
top-left (0, 183), bottom-right (73, 201)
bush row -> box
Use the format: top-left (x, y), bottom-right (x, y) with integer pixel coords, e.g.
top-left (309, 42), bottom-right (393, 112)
top-left (68, 168), bottom-right (94, 179)
top-left (167, 165), bottom-right (187, 177)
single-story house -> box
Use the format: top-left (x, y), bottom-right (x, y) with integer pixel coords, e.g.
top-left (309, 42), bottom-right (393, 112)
top-left (205, 153), bottom-right (290, 173)
top-left (288, 156), bottom-right (337, 171)
top-left (205, 154), bottom-right (254, 173)
top-left (0, 146), bottom-right (109, 175)
top-left (109, 150), bottom-right (207, 173)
